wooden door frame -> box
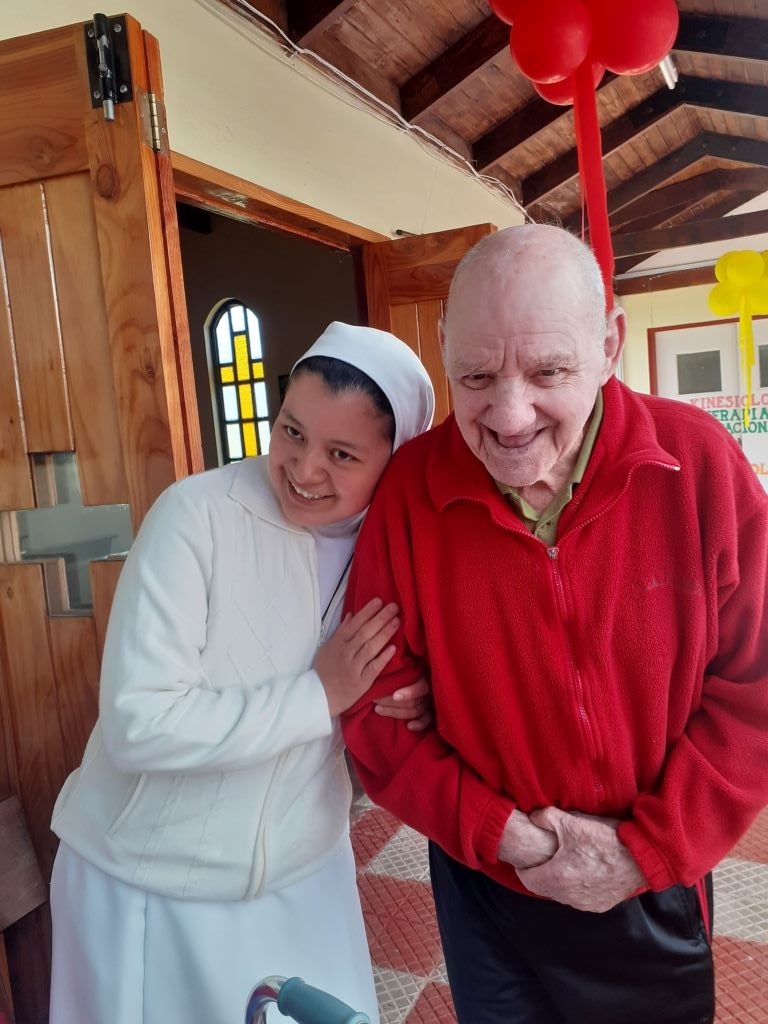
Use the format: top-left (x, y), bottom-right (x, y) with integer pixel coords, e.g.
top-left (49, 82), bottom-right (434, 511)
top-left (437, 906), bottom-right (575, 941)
top-left (171, 151), bottom-right (387, 253)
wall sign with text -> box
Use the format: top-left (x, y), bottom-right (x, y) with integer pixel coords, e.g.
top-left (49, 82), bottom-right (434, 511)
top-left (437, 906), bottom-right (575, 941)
top-left (648, 317), bottom-right (768, 492)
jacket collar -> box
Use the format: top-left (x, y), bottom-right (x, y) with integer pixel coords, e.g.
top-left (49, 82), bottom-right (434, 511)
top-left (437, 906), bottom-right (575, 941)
top-left (426, 377), bottom-right (681, 521)
top-left (228, 455), bottom-right (308, 535)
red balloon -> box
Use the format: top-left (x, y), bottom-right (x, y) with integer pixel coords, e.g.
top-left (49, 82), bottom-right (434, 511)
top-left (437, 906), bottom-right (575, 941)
top-left (489, 0), bottom-right (527, 25)
top-left (534, 62), bottom-right (605, 105)
top-left (510, 0), bottom-right (593, 84)
top-left (587, 0), bottom-right (679, 76)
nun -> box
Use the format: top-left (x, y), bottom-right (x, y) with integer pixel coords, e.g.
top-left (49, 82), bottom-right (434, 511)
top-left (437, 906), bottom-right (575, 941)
top-left (49, 322), bottom-right (435, 1024)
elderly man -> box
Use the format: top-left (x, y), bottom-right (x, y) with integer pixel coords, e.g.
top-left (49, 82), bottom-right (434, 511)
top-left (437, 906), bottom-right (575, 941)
top-left (342, 225), bottom-right (768, 1023)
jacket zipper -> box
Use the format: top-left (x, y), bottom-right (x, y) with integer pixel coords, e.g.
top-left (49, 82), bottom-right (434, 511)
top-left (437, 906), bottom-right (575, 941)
top-left (541, 460), bottom-right (680, 807)
top-left (547, 545), bottom-right (605, 804)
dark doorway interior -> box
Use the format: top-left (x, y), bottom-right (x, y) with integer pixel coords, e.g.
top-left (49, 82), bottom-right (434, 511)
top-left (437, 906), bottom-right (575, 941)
top-left (177, 203), bottom-right (365, 468)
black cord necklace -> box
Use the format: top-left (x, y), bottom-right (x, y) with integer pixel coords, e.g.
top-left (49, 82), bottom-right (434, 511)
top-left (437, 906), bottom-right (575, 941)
top-left (321, 553), bottom-right (355, 626)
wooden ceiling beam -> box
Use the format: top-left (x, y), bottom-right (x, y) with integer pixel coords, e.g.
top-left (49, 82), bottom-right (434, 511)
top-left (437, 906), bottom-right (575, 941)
top-left (401, 18), bottom-right (509, 122)
top-left (675, 13), bottom-right (768, 63)
top-left (611, 170), bottom-right (727, 233)
top-left (285, 0), bottom-right (358, 45)
top-left (612, 167), bottom-right (768, 232)
top-left (613, 199), bottom-right (697, 237)
top-left (613, 186), bottom-right (765, 275)
top-left (522, 78), bottom-right (768, 204)
top-left (614, 207), bottom-right (768, 259)
top-left (522, 85), bottom-right (680, 201)
top-left (564, 137), bottom-right (708, 229)
top-left (398, 10), bottom-right (768, 138)
top-left (566, 132), bottom-right (768, 231)
top-left (474, 75), bottom-right (618, 171)
top-left (614, 264), bottom-right (716, 296)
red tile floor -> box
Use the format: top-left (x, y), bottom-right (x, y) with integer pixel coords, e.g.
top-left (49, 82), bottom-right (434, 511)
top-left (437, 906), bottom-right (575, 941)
top-left (350, 797), bottom-right (768, 1023)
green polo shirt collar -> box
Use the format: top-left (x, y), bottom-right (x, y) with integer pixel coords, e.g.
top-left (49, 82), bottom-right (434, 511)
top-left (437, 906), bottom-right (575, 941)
top-left (495, 389), bottom-right (604, 545)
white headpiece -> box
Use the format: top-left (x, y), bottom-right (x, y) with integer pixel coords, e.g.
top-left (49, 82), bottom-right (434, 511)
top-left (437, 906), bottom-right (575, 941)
top-left (292, 322), bottom-right (435, 451)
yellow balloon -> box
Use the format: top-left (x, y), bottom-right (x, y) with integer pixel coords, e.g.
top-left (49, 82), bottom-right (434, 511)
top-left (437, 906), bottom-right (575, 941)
top-left (726, 250), bottom-right (765, 288)
top-left (708, 282), bottom-right (742, 317)
top-left (761, 251), bottom-right (768, 281)
top-left (715, 251), bottom-right (735, 284)
top-left (746, 279), bottom-right (768, 316)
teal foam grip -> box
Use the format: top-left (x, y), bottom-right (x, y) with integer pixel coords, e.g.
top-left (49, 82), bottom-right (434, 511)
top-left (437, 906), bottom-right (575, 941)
top-left (276, 977), bottom-right (371, 1024)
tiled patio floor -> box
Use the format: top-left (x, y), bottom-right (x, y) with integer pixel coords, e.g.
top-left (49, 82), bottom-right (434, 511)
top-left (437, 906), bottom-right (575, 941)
top-left (351, 800), bottom-right (768, 1023)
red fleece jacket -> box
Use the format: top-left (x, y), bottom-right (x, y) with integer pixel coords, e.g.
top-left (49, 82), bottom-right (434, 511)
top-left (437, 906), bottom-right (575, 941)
top-left (342, 377), bottom-right (768, 893)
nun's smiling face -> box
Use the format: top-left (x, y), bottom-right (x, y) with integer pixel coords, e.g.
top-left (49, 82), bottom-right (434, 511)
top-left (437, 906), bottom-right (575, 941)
top-left (268, 373), bottom-right (394, 528)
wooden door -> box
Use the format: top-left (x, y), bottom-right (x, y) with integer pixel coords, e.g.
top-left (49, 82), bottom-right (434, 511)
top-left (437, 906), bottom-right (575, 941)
top-left (363, 224), bottom-right (496, 423)
top-left (0, 17), bottom-right (202, 1021)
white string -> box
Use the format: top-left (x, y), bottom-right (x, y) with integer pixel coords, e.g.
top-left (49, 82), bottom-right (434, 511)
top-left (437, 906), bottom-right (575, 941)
top-left (194, 0), bottom-right (531, 225)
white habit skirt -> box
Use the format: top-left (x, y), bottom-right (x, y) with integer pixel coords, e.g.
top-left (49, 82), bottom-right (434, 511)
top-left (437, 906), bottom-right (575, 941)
top-left (49, 839), bottom-right (379, 1024)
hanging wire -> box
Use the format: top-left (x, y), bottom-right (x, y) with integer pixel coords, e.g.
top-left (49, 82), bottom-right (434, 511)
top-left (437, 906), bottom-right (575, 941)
top-left (195, 0), bottom-right (532, 224)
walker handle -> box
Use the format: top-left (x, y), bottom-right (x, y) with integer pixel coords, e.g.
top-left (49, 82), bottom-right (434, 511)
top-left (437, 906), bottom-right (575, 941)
top-left (277, 977), bottom-right (371, 1024)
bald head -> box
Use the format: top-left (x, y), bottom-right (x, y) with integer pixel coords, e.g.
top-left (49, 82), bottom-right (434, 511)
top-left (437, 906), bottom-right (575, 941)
top-left (439, 223), bottom-right (625, 500)
top-left (445, 225), bottom-right (607, 344)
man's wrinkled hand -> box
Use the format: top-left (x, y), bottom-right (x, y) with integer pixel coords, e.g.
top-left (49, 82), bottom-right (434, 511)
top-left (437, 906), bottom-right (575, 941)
top-left (498, 809), bottom-right (558, 869)
top-left (375, 677), bottom-right (433, 731)
top-left (516, 807), bottom-right (646, 913)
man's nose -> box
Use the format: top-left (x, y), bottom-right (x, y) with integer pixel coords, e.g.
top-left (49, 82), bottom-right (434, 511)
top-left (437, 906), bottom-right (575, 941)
top-left (487, 380), bottom-right (537, 436)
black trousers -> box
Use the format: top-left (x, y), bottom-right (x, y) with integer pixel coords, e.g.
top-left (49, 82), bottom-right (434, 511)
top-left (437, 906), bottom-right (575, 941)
top-left (429, 843), bottom-right (715, 1024)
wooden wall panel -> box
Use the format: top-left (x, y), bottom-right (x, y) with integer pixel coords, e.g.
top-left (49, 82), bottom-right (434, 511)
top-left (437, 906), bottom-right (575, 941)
top-left (390, 304), bottom-right (420, 356)
top-left (84, 109), bottom-right (182, 528)
top-left (417, 299), bottom-right (452, 425)
top-left (363, 242), bottom-right (394, 333)
top-left (0, 655), bottom-right (18, 800)
top-left (0, 935), bottom-right (13, 1020)
top-left (46, 173), bottom-right (131, 507)
top-left (0, 563), bottom-right (67, 877)
top-left (388, 260), bottom-right (471, 304)
top-left (0, 183), bottom-right (74, 454)
top-left (365, 225), bottom-right (494, 426)
top-left (0, 796), bottom-right (47, 931)
top-left (385, 224), bottom-right (494, 292)
top-left (144, 33), bottom-right (204, 477)
top-left (0, 26), bottom-right (88, 188)
top-left (90, 558), bottom-right (125, 658)
top-left (48, 617), bottom-right (100, 774)
top-left (0, 245), bottom-right (33, 511)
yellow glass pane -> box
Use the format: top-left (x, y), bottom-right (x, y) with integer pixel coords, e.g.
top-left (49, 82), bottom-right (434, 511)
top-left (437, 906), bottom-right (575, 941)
top-left (252, 361), bottom-right (264, 380)
top-left (220, 365), bottom-right (235, 383)
top-left (235, 334), bottom-right (249, 381)
top-left (243, 421), bottom-right (257, 457)
top-left (239, 383), bottom-right (254, 420)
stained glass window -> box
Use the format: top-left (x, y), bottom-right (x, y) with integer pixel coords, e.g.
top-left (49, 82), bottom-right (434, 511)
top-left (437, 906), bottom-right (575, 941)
top-left (209, 300), bottom-right (270, 462)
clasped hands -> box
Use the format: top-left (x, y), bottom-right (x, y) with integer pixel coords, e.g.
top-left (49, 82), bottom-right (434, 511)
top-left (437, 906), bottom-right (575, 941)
top-left (499, 807), bottom-right (646, 914)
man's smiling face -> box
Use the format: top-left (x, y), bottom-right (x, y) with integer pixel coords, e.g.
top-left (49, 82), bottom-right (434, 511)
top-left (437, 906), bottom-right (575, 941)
top-left (442, 240), bottom-right (619, 494)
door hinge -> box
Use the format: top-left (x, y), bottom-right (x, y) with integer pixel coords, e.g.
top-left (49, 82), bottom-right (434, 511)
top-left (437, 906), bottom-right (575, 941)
top-left (138, 90), bottom-right (169, 154)
top-left (84, 14), bottom-right (133, 121)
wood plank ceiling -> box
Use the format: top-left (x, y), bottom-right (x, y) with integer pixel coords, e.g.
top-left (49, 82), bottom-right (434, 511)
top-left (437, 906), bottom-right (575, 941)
top-left (222, 0), bottom-right (768, 288)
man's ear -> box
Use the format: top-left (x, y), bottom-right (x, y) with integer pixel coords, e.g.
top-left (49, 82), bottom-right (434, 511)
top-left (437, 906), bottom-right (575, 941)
top-left (601, 306), bottom-right (626, 383)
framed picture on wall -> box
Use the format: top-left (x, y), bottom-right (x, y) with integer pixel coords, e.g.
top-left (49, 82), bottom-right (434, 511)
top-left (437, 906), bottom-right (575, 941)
top-left (648, 316), bottom-right (768, 493)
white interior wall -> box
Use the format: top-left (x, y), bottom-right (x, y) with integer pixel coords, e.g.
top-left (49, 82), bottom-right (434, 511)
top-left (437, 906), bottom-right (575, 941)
top-left (0, 0), bottom-right (525, 236)
top-left (620, 284), bottom-right (716, 394)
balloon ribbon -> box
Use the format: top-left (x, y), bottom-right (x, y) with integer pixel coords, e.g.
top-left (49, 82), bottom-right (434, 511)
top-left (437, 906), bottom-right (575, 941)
top-left (739, 294), bottom-right (755, 429)
top-left (573, 61), bottom-right (614, 311)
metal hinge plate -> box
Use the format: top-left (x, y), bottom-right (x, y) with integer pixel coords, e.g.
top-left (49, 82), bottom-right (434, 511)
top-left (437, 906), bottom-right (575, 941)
top-left (138, 90), bottom-right (169, 154)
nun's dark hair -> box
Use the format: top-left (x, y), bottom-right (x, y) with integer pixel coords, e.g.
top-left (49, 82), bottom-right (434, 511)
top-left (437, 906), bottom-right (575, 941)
top-left (289, 356), bottom-right (395, 443)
